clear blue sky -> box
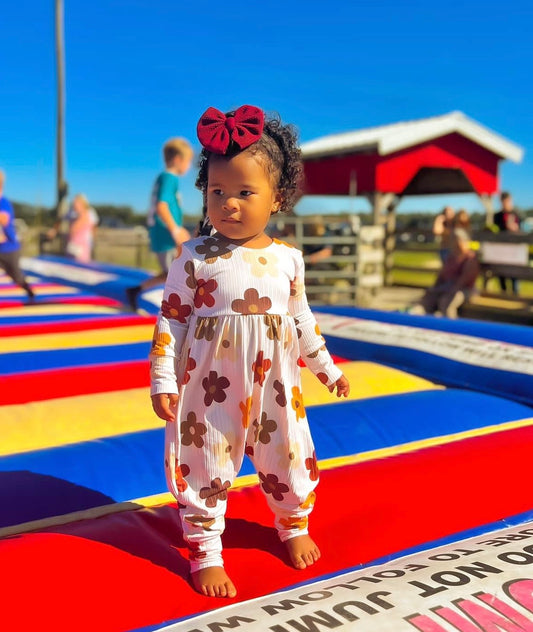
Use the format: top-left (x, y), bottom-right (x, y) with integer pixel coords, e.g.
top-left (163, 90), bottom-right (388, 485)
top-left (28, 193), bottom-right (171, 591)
top-left (1, 0), bottom-right (532, 217)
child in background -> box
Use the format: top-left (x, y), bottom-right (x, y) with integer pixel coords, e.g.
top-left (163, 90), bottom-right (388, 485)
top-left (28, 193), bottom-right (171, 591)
top-left (126, 138), bottom-right (193, 310)
top-left (0, 169), bottom-right (35, 303)
top-left (66, 193), bottom-right (98, 263)
top-left (150, 105), bottom-right (350, 598)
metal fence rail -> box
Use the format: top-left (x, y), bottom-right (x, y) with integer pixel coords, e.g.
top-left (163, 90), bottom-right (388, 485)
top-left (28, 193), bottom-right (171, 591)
top-left (36, 216), bottom-right (386, 306)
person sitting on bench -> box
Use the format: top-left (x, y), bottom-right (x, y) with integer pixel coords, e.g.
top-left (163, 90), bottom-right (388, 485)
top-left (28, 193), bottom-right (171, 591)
top-left (409, 228), bottom-right (479, 319)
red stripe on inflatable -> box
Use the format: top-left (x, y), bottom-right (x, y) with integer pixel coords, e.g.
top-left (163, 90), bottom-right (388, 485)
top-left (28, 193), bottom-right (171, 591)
top-left (0, 361), bottom-right (150, 404)
top-left (298, 354), bottom-right (348, 367)
top-left (0, 314), bottom-right (156, 337)
top-left (330, 354), bottom-right (349, 363)
top-left (1, 423), bottom-right (532, 631)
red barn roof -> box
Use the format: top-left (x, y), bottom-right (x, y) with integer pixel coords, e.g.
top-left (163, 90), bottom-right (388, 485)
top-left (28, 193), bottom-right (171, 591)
top-left (301, 112), bottom-right (523, 197)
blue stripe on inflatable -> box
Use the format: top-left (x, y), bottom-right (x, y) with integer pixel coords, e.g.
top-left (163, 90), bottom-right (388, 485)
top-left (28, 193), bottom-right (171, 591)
top-left (0, 341), bottom-right (151, 375)
top-left (25, 256), bottom-right (154, 306)
top-left (26, 254), bottom-right (151, 282)
top-left (22, 256), bottom-right (164, 313)
top-left (316, 305), bottom-right (533, 347)
top-left (0, 312), bottom-right (118, 325)
top-left (309, 388), bottom-right (532, 459)
top-left (1, 389), bottom-right (530, 527)
top-left (323, 333), bottom-right (533, 408)
top-left (0, 428), bottom-right (166, 527)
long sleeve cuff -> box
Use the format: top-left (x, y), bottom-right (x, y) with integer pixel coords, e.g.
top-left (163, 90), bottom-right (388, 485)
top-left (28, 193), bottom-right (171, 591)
top-left (303, 350), bottom-right (343, 386)
top-left (150, 355), bottom-right (179, 396)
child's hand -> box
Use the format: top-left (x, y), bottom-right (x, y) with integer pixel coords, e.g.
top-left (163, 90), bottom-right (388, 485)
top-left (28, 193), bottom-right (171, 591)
top-left (151, 392), bottom-right (179, 422)
top-left (328, 375), bottom-right (350, 398)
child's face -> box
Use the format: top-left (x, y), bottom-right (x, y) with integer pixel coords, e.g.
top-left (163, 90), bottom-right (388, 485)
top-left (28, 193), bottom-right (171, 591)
top-left (502, 195), bottom-right (513, 212)
top-left (169, 153), bottom-right (193, 176)
top-left (72, 197), bottom-right (86, 214)
top-left (206, 151), bottom-right (281, 247)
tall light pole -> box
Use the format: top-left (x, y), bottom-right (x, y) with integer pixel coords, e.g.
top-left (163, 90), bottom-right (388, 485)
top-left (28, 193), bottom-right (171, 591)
top-left (55, 0), bottom-right (68, 233)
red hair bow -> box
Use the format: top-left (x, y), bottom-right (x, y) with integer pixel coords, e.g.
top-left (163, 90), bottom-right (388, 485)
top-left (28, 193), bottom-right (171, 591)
top-left (196, 105), bottom-right (265, 155)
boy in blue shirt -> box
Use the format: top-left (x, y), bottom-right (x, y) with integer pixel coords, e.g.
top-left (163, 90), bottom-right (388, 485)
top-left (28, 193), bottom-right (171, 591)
top-left (127, 138), bottom-right (193, 310)
top-left (0, 169), bottom-right (35, 303)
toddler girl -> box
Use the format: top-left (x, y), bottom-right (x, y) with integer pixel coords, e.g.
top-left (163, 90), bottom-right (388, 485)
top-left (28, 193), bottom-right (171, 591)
top-left (150, 104), bottom-right (350, 598)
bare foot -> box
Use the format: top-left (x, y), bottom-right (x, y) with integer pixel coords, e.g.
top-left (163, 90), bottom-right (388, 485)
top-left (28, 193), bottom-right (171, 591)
top-left (285, 534), bottom-right (321, 570)
top-left (191, 566), bottom-right (237, 598)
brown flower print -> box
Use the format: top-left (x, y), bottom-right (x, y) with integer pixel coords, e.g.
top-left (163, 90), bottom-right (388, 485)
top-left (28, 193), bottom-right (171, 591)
top-left (162, 293), bottom-right (192, 323)
top-left (290, 277), bottom-right (304, 298)
top-left (174, 461), bottom-right (190, 492)
top-left (202, 370), bottom-right (230, 406)
top-left (181, 411), bottom-right (207, 448)
top-left (307, 344), bottom-right (326, 359)
top-left (279, 515), bottom-right (308, 531)
top-left (252, 351), bottom-right (272, 386)
top-left (294, 318), bottom-right (302, 339)
top-left (184, 514), bottom-right (216, 531)
top-left (264, 314), bottom-right (282, 340)
top-left (214, 322), bottom-right (240, 361)
top-left (150, 327), bottom-right (171, 356)
top-left (199, 477), bottom-right (231, 508)
top-left (231, 288), bottom-right (272, 315)
top-left (291, 386), bottom-right (306, 420)
top-left (194, 316), bottom-right (218, 341)
top-left (194, 278), bottom-right (217, 308)
top-left (182, 350), bottom-right (196, 385)
top-left (184, 260), bottom-right (196, 289)
top-left (187, 541), bottom-right (208, 561)
top-left (305, 451), bottom-right (319, 481)
top-left (300, 491), bottom-right (316, 510)
top-left (243, 250), bottom-right (279, 277)
top-left (273, 379), bottom-right (287, 407)
top-left (245, 445), bottom-right (254, 457)
top-left (239, 396), bottom-right (253, 429)
top-left (259, 472), bottom-right (289, 502)
top-left (195, 237), bottom-right (233, 264)
top-left (316, 372), bottom-right (329, 385)
top-left (253, 412), bottom-right (278, 444)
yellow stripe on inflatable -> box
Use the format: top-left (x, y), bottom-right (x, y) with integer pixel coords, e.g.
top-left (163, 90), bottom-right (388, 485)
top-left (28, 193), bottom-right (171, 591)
top-left (0, 304), bottom-right (121, 317)
top-left (0, 324), bottom-right (155, 353)
top-left (140, 415), bottom-right (533, 499)
top-left (0, 362), bottom-right (437, 456)
top-left (6, 415), bottom-right (531, 538)
top-left (301, 361), bottom-right (440, 404)
top-left (0, 388), bottom-right (159, 456)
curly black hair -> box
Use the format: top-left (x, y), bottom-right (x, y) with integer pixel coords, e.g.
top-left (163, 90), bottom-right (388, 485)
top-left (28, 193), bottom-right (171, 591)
top-left (195, 111), bottom-right (303, 214)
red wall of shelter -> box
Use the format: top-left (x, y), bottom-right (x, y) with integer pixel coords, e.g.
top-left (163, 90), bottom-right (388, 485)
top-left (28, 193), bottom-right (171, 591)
top-left (303, 153), bottom-right (379, 196)
top-left (376, 133), bottom-right (499, 195)
top-left (302, 133), bottom-right (500, 196)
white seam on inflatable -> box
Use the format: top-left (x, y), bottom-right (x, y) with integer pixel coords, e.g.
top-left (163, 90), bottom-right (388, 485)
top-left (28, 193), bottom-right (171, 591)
top-left (315, 313), bottom-right (533, 376)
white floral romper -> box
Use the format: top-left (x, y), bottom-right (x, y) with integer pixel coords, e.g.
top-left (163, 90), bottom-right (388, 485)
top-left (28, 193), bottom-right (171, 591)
top-left (150, 233), bottom-right (342, 571)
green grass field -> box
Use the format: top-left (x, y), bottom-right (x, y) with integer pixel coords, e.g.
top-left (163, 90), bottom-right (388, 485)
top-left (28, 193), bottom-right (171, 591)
top-left (393, 249), bottom-right (533, 297)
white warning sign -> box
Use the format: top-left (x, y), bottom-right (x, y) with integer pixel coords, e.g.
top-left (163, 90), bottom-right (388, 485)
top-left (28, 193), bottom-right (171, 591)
top-left (164, 522), bottom-right (533, 631)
